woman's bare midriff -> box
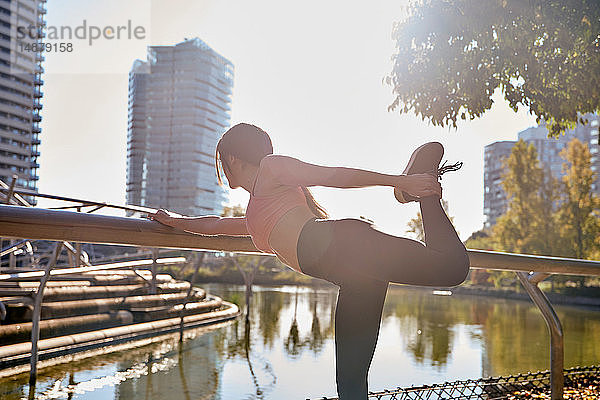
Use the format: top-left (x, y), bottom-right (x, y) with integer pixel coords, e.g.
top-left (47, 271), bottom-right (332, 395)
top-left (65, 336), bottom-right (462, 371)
top-left (267, 205), bottom-right (317, 272)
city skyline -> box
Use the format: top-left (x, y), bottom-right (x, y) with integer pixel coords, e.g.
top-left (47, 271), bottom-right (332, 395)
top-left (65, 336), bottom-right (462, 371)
top-left (35, 0), bottom-right (539, 241)
top-left (484, 115), bottom-right (600, 229)
top-left (0, 0), bottom-right (46, 205)
top-left (2, 1), bottom-right (596, 398)
top-left (126, 38), bottom-right (232, 216)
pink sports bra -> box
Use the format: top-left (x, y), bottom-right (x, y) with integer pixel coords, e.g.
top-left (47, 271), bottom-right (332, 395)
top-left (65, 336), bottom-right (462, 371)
top-left (245, 159), bottom-right (310, 253)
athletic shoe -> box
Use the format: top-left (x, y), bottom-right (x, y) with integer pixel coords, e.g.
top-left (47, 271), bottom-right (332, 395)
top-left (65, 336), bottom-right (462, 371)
top-left (394, 142), bottom-right (464, 203)
top-left (394, 155), bottom-right (463, 203)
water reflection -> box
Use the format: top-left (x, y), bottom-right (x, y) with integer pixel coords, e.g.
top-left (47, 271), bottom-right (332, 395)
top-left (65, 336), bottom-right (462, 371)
top-left (221, 310), bottom-right (276, 398)
top-left (2, 285), bottom-right (600, 400)
top-left (283, 288), bottom-right (334, 357)
top-left (115, 330), bottom-right (221, 400)
top-left (284, 289), bottom-right (301, 356)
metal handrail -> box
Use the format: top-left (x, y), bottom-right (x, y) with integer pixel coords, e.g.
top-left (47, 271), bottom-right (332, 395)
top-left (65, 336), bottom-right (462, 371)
top-left (29, 242), bottom-right (61, 386)
top-left (0, 180), bottom-right (32, 207)
top-left (517, 272), bottom-right (564, 400)
top-left (0, 257), bottom-right (187, 281)
top-left (467, 248), bottom-right (600, 276)
top-left (0, 204), bottom-right (260, 254)
top-left (0, 187), bottom-right (155, 214)
top-left (0, 246), bottom-right (187, 387)
top-left (2, 204), bottom-right (600, 400)
top-left (1, 204), bottom-right (599, 275)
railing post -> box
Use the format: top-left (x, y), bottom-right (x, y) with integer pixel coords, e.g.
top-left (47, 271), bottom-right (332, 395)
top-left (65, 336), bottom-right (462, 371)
top-left (180, 252), bottom-right (204, 341)
top-left (516, 271), bottom-right (564, 400)
top-left (29, 242), bottom-right (63, 387)
top-left (6, 175), bottom-right (17, 270)
top-left (4, 175), bottom-right (17, 205)
top-left (75, 207), bottom-right (82, 267)
top-left (8, 239), bottom-right (16, 269)
top-left (151, 248), bottom-right (158, 295)
top-left (75, 243), bottom-right (82, 267)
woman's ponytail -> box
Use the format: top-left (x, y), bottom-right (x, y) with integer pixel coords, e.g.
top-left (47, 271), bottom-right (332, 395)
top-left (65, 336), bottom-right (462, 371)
top-left (301, 186), bottom-right (328, 219)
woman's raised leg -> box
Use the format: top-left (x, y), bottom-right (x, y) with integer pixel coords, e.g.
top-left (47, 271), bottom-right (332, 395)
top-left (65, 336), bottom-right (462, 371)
top-left (318, 198), bottom-right (469, 287)
top-left (419, 195), bottom-right (467, 256)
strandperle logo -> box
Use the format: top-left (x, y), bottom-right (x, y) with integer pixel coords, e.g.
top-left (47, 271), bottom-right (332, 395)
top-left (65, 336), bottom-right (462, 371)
top-left (17, 20), bottom-right (147, 46)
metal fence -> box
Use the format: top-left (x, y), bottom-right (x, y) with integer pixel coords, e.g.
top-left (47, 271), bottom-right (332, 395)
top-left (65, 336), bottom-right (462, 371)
top-left (2, 184), bottom-right (600, 400)
top-left (308, 365), bottom-right (600, 400)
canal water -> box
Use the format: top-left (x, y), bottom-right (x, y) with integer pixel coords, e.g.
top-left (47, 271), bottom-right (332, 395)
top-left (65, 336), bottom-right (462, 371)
top-left (2, 284), bottom-right (600, 399)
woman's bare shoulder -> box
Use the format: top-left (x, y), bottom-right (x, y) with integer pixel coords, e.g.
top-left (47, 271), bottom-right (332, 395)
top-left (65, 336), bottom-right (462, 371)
top-left (253, 155), bottom-right (289, 195)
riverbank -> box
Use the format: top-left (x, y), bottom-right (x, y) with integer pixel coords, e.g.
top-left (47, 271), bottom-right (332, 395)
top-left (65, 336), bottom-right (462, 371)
top-left (191, 267), bottom-right (600, 309)
top-left (189, 266), bottom-right (332, 287)
top-left (452, 284), bottom-right (600, 309)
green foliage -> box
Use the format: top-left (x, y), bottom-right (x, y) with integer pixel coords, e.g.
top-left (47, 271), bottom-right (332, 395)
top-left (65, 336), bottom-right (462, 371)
top-left (465, 228), bottom-right (495, 250)
top-left (556, 138), bottom-right (600, 259)
top-left (464, 229), bottom-right (496, 286)
top-left (488, 140), bottom-right (563, 288)
top-left (387, 0), bottom-right (600, 137)
top-left (493, 140), bottom-right (561, 256)
top-left (464, 227), bottom-right (514, 288)
top-left (465, 137), bottom-right (600, 289)
top-left (226, 291), bottom-right (243, 306)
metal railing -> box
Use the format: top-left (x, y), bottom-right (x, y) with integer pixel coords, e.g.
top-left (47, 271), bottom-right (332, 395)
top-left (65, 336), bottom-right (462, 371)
top-left (1, 201), bottom-right (600, 399)
top-left (0, 182), bottom-right (196, 388)
top-left (311, 365), bottom-right (600, 400)
top-left (0, 233), bottom-right (187, 387)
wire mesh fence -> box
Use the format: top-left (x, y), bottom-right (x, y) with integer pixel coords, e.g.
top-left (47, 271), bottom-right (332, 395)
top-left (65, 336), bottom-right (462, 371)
top-left (309, 365), bottom-right (600, 400)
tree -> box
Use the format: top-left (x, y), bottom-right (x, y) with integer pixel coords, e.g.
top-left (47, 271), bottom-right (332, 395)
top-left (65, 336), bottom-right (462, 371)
top-left (406, 198), bottom-right (454, 242)
top-left (531, 163), bottom-right (563, 254)
top-left (467, 139), bottom-right (600, 289)
top-left (222, 204), bottom-right (246, 217)
top-left (233, 255), bottom-right (269, 317)
top-left (556, 138), bottom-right (600, 260)
top-left (464, 229), bottom-right (496, 286)
top-left (493, 140), bottom-right (561, 256)
top-left (220, 204), bottom-right (263, 317)
top-left (387, 0), bottom-right (600, 137)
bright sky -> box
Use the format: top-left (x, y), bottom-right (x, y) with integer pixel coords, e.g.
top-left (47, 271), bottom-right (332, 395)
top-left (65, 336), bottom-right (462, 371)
top-left (37, 0), bottom-right (537, 241)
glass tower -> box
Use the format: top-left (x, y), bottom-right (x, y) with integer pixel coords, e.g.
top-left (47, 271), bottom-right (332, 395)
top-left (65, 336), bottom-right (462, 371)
top-left (0, 0), bottom-right (46, 204)
top-left (127, 38), bottom-right (233, 216)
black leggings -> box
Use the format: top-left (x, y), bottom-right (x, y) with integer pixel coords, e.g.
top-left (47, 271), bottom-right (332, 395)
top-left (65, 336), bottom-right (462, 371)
top-left (296, 196), bottom-right (470, 400)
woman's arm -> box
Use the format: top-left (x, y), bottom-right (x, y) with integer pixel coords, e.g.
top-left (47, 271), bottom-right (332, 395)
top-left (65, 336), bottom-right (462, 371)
top-left (150, 209), bottom-right (249, 236)
top-left (263, 155), bottom-right (441, 196)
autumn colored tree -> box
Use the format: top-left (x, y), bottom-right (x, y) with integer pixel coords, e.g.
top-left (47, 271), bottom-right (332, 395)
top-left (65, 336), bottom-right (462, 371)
top-left (484, 140), bottom-right (562, 288)
top-left (556, 138), bottom-right (600, 260)
top-left (465, 138), bottom-right (600, 288)
top-left (493, 140), bottom-right (561, 256)
top-left (531, 164), bottom-right (563, 254)
top-left (387, 0), bottom-right (600, 137)
top-left (464, 229), bottom-right (496, 286)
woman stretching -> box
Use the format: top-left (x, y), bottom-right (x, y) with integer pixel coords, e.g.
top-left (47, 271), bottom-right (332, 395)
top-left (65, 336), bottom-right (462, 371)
top-left (151, 123), bottom-right (470, 400)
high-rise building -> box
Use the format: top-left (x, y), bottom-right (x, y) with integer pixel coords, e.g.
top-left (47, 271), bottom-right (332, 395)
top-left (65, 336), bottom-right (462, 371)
top-left (0, 0), bottom-right (46, 204)
top-left (126, 38), bottom-right (233, 216)
top-left (483, 141), bottom-right (515, 229)
top-left (483, 114), bottom-right (600, 228)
